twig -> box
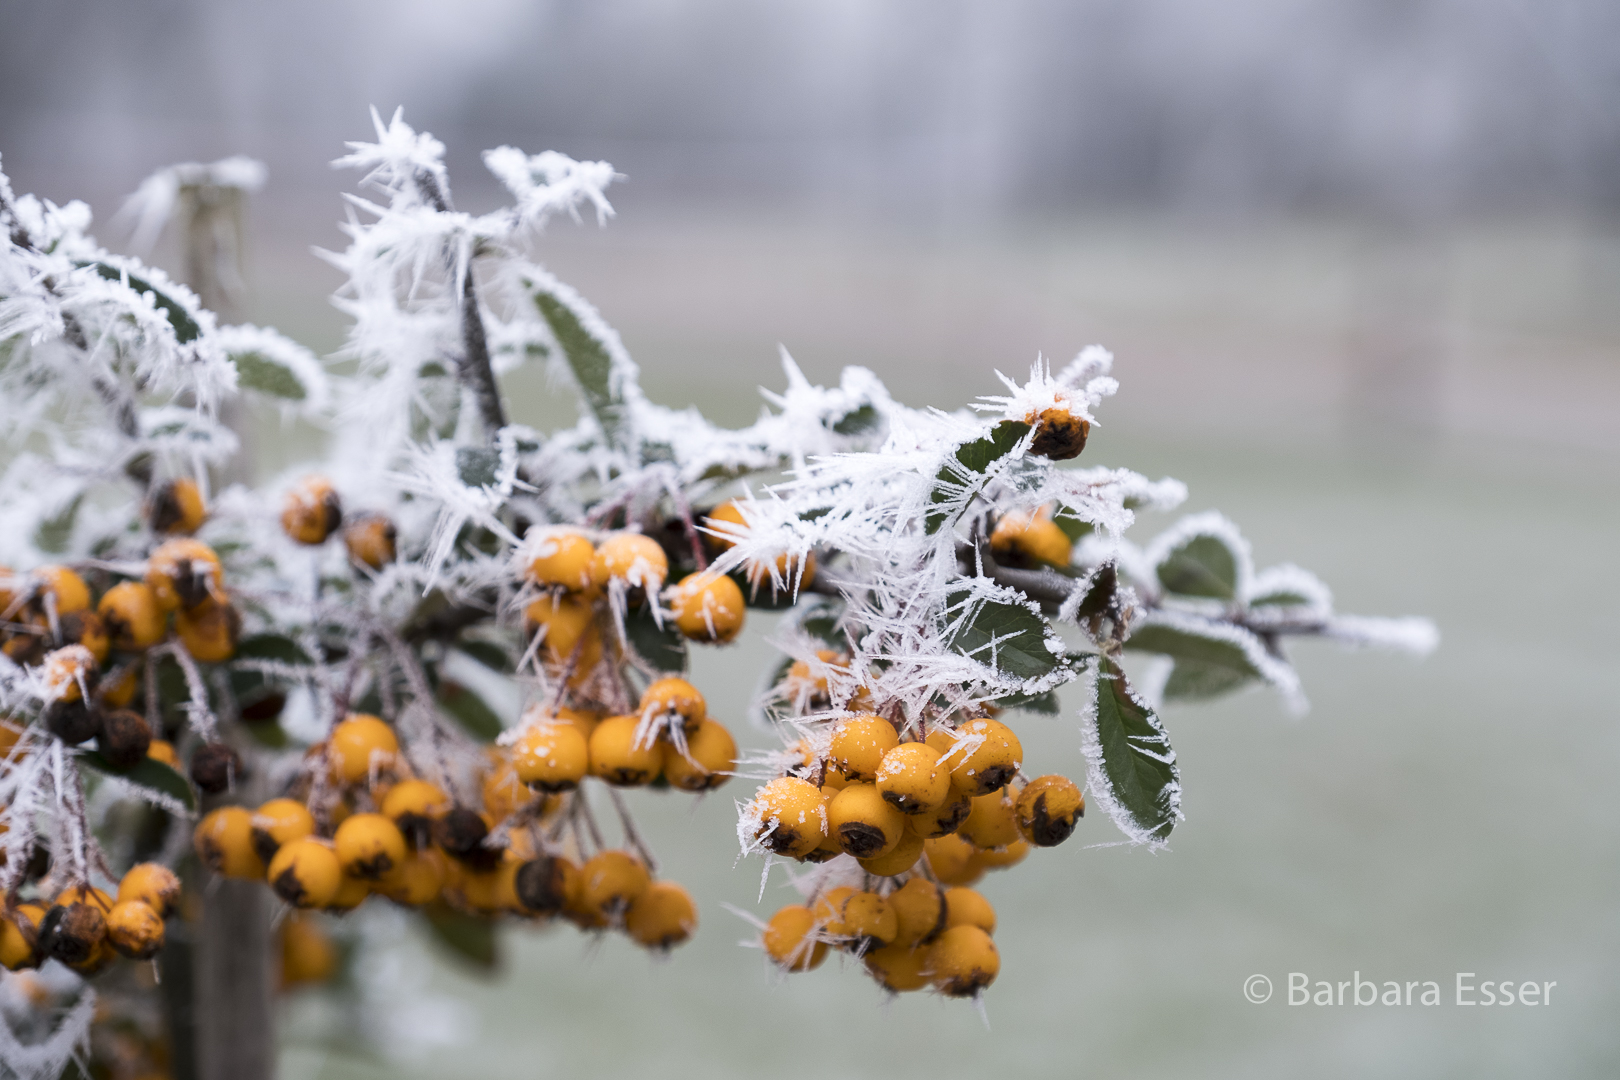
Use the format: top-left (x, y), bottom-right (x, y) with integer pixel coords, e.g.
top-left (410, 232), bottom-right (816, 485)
top-left (604, 786), bottom-right (658, 874)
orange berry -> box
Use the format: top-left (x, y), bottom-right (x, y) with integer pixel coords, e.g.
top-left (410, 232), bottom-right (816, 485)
top-left (959, 787), bottom-right (1021, 850)
top-left (512, 720), bottom-right (590, 792)
top-left (588, 533), bottom-right (668, 593)
top-left (588, 714), bottom-right (662, 787)
top-left (876, 742), bottom-right (949, 814)
top-left (923, 834), bottom-right (984, 887)
top-left (888, 877), bottom-right (946, 947)
top-left (624, 880), bottom-right (698, 950)
top-left (147, 477), bottom-right (207, 535)
top-left (147, 739), bottom-right (180, 769)
top-left (281, 475), bottom-right (342, 545)
top-left (942, 887), bottom-right (996, 935)
top-left (267, 838), bottom-right (343, 908)
top-left (763, 904), bottom-right (826, 972)
top-left (174, 596), bottom-right (240, 662)
top-left (747, 777), bottom-right (827, 858)
top-left (97, 582), bottom-right (166, 650)
top-left (839, 890), bottom-right (897, 947)
top-left (668, 572), bottom-right (746, 643)
top-left (41, 645), bottom-right (96, 703)
top-left (856, 828), bottom-right (924, 876)
top-left (662, 718), bottom-right (737, 792)
top-left (829, 714), bottom-right (899, 783)
top-left (639, 676), bottom-right (705, 733)
top-left (145, 538), bottom-right (223, 612)
top-left (524, 593), bottom-right (601, 668)
top-left (945, 717), bottom-right (1023, 797)
top-left (975, 839), bottom-right (1029, 870)
top-left (827, 782), bottom-right (906, 859)
top-left (926, 925), bottom-right (999, 996)
top-left (379, 847), bottom-right (448, 908)
top-left (33, 565), bottom-right (90, 615)
top-left (279, 913), bottom-right (336, 988)
top-left (381, 779), bottom-right (451, 844)
top-left (1015, 774), bottom-right (1084, 847)
top-left (105, 901), bottom-right (165, 959)
top-left (328, 714), bottom-right (398, 785)
top-left (579, 850), bottom-right (650, 917)
top-left (865, 942), bottom-right (931, 992)
top-left (989, 506), bottom-right (1072, 568)
top-left (811, 886), bottom-right (857, 938)
top-left (333, 813), bottom-right (407, 879)
top-left (343, 514), bottom-right (397, 569)
top-left (195, 808), bottom-right (265, 879)
top-left (117, 863), bottom-right (181, 917)
top-left (251, 798), bottom-right (316, 863)
top-left (523, 528), bottom-right (596, 592)
top-left (909, 790), bottom-right (972, 839)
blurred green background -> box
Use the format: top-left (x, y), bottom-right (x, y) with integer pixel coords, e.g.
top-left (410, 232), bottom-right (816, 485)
top-left (3, 2), bottom-right (1617, 1076)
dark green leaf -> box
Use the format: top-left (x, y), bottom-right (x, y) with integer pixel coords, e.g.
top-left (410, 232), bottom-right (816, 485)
top-left (1249, 589), bottom-right (1311, 608)
top-left (79, 752), bottom-right (196, 811)
top-left (33, 493), bottom-right (83, 554)
top-left (455, 640), bottom-right (514, 674)
top-left (456, 446), bottom-right (500, 488)
top-left (623, 604), bottom-right (687, 674)
top-left (942, 589), bottom-right (1059, 680)
top-left (1090, 657), bottom-right (1178, 842)
top-left (832, 404), bottom-right (880, 436)
top-left (241, 720), bottom-right (290, 748)
top-left (82, 262), bottom-right (201, 343)
top-left (1156, 534), bottom-right (1239, 599)
top-left (925, 421), bottom-right (1031, 534)
top-left (996, 689), bottom-right (1060, 714)
top-left (230, 350), bottom-right (307, 400)
top-left (422, 902), bottom-right (498, 970)
top-left (436, 679), bottom-right (504, 742)
top-left (1163, 660), bottom-right (1253, 701)
top-left (234, 635), bottom-right (312, 664)
top-left (533, 289), bottom-right (634, 452)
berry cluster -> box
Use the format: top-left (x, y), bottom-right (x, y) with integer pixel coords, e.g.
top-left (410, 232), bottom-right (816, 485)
top-left (0, 863), bottom-right (178, 976)
top-left (744, 699), bottom-right (1083, 998)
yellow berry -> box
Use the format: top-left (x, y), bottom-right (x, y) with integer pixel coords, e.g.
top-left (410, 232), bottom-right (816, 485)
top-left (811, 886), bottom-right (857, 937)
top-left (524, 593), bottom-right (601, 668)
top-left (0, 916), bottom-right (32, 971)
top-left (926, 925), bottom-right (999, 996)
top-left (328, 714), bottom-right (399, 785)
top-left (251, 798), bottom-right (316, 863)
top-left (668, 572), bottom-right (746, 643)
top-left (1015, 774), bottom-right (1084, 847)
top-left (194, 807), bottom-right (265, 879)
top-left (105, 900), bottom-right (165, 959)
top-left (588, 714), bottom-right (663, 787)
top-left (959, 787), bottom-right (1021, 850)
top-left (379, 847), bottom-right (448, 908)
top-left (624, 880), bottom-right (698, 950)
top-left (829, 713), bottom-right (900, 784)
top-left (839, 890), bottom-right (897, 947)
top-left (343, 514), bottom-right (397, 569)
top-left (875, 742), bottom-right (949, 814)
top-left (96, 665), bottom-right (140, 709)
top-left (827, 782), bottom-right (906, 859)
top-left (639, 676), bottom-right (705, 733)
top-left (763, 904), bottom-right (826, 972)
top-left (865, 942), bottom-right (931, 992)
top-left (909, 790), bottom-right (972, 839)
top-left (748, 777), bottom-right (827, 859)
top-left (975, 839), bottom-right (1029, 870)
top-left (579, 850), bottom-right (650, 917)
top-left (267, 838), bottom-right (343, 908)
top-left (943, 887), bottom-right (996, 935)
top-left (147, 477), bottom-right (207, 535)
top-left (281, 475), bottom-right (342, 545)
top-left (888, 878), bottom-right (946, 947)
top-left (989, 506), bottom-right (1072, 567)
top-left (147, 739), bottom-right (180, 769)
top-left (41, 645), bottom-right (96, 703)
top-left (662, 718), bottom-right (737, 792)
top-left (117, 863), bottom-right (181, 917)
top-left (145, 538), bottom-right (223, 612)
top-left (946, 718), bottom-right (1023, 797)
top-left (33, 565), bottom-right (90, 615)
top-left (513, 720), bottom-right (590, 793)
top-left (97, 582), bottom-right (166, 650)
top-left (174, 597), bottom-right (240, 663)
top-left (381, 779), bottom-right (451, 844)
top-left (481, 753), bottom-right (530, 820)
top-left (524, 529), bottom-right (596, 591)
top-left (279, 912), bottom-right (336, 988)
top-left (856, 828), bottom-right (925, 876)
top-left (700, 500), bottom-right (748, 551)
top-left (588, 533), bottom-right (668, 592)
top-left (333, 813), bottom-right (407, 879)
top-left (923, 834), bottom-right (984, 887)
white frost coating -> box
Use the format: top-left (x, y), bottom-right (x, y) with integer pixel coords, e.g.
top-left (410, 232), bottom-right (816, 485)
top-left (1076, 662), bottom-right (1182, 850)
top-left (976, 354), bottom-right (1119, 426)
top-left (1322, 614), bottom-right (1440, 655)
top-left (482, 146), bottom-right (617, 231)
top-left (117, 155), bottom-right (267, 253)
top-left (0, 986), bottom-right (96, 1080)
top-left (1245, 562), bottom-right (1334, 613)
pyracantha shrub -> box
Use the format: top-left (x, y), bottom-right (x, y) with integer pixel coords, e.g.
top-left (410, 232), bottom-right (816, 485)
top-left (0, 108), bottom-right (1433, 1067)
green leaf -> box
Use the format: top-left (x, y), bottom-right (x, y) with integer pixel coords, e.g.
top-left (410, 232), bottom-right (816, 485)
top-left (1089, 657), bottom-right (1178, 843)
top-left (456, 446), bottom-right (501, 488)
top-left (436, 679), bottom-right (504, 742)
top-left (455, 640), bottom-right (514, 674)
top-left (1249, 589), bottom-right (1311, 608)
top-left (79, 752), bottom-right (196, 812)
top-left (230, 350), bottom-right (307, 400)
top-left (832, 404), bottom-right (880, 436)
top-left (82, 262), bottom-right (202, 343)
top-left (533, 289), bottom-right (633, 452)
top-left (942, 589), bottom-right (1059, 680)
top-left (33, 493), bottom-right (83, 554)
top-left (623, 604), bottom-right (687, 674)
top-left (995, 689), bottom-right (1060, 714)
top-left (235, 634), bottom-right (312, 664)
top-left (1163, 660), bottom-right (1253, 701)
top-left (925, 420), bottom-right (1031, 534)
top-left (422, 902), bottom-right (498, 970)
top-left (1156, 534), bottom-right (1239, 599)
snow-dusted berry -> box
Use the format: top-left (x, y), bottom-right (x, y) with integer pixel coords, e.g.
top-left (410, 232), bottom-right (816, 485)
top-left (876, 741), bottom-right (949, 813)
top-left (513, 720), bottom-right (590, 792)
top-left (344, 513), bottom-right (397, 569)
top-left (668, 571), bottom-right (746, 643)
top-left (828, 713), bottom-right (899, 783)
top-left (946, 717), bottom-right (1023, 796)
top-left (763, 904), bottom-right (826, 972)
top-left (146, 538), bottom-right (224, 611)
top-left (959, 786), bottom-right (1021, 850)
top-left (639, 676), bottom-right (706, 733)
top-left (588, 714), bottom-right (663, 786)
top-left (147, 477), bottom-right (207, 535)
top-left (747, 776), bottom-right (826, 858)
top-left (589, 532), bottom-right (668, 593)
top-left (662, 717), bottom-right (737, 792)
top-left (281, 475), bottom-right (342, 545)
top-left (827, 782), bottom-right (906, 859)
top-left (106, 900), bottom-right (165, 959)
